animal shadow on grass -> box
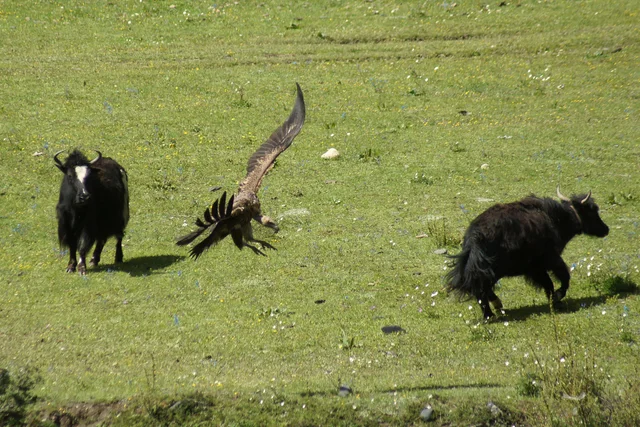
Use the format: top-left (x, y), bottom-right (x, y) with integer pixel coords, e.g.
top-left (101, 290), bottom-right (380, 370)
top-left (299, 381), bottom-right (502, 398)
top-left (380, 382), bottom-right (502, 394)
top-left (96, 255), bottom-right (185, 277)
top-left (501, 294), bottom-right (628, 322)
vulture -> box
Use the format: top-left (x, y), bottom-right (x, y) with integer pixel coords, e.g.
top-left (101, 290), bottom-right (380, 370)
top-left (176, 83), bottom-right (306, 258)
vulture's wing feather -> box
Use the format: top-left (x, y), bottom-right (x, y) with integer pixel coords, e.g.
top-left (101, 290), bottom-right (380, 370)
top-left (176, 228), bottom-right (206, 246)
top-left (176, 191), bottom-right (239, 255)
top-left (239, 83), bottom-right (305, 194)
top-left (189, 222), bottom-right (228, 259)
top-left (203, 205), bottom-right (213, 224)
top-left (226, 194), bottom-right (235, 217)
top-left (189, 214), bottom-right (246, 259)
top-left (218, 192), bottom-right (227, 219)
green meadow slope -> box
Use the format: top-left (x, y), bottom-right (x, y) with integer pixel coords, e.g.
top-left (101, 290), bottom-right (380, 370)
top-left (1, 1), bottom-right (639, 425)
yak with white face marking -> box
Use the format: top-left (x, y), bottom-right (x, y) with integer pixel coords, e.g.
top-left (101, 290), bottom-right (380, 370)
top-left (54, 149), bottom-right (129, 274)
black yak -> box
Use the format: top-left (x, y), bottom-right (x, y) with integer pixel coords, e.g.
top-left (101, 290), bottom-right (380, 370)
top-left (446, 188), bottom-right (609, 318)
top-left (177, 83), bottom-right (305, 258)
top-left (54, 149), bottom-right (129, 274)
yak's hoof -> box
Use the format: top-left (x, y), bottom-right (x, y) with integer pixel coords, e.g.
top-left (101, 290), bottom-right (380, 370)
top-left (553, 289), bottom-right (567, 303)
top-left (66, 265), bottom-right (76, 273)
top-left (490, 298), bottom-right (503, 310)
top-left (89, 259), bottom-right (99, 267)
top-left (77, 264), bottom-right (87, 275)
top-left (552, 298), bottom-right (566, 310)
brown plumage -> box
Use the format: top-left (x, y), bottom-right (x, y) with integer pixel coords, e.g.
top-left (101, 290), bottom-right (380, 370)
top-left (176, 83), bottom-right (306, 258)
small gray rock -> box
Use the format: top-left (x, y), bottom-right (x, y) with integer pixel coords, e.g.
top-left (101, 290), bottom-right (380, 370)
top-left (338, 385), bottom-right (352, 397)
top-left (434, 248), bottom-right (448, 255)
top-left (420, 406), bottom-right (434, 421)
top-left (487, 401), bottom-right (502, 415)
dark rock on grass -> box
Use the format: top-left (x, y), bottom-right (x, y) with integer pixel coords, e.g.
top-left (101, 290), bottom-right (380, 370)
top-left (338, 385), bottom-right (352, 397)
top-left (381, 325), bottom-right (406, 334)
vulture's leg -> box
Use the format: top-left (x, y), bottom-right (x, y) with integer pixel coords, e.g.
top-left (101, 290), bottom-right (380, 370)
top-left (254, 214), bottom-right (279, 233)
top-left (243, 222), bottom-right (276, 251)
top-left (251, 238), bottom-right (277, 251)
top-left (244, 243), bottom-right (267, 256)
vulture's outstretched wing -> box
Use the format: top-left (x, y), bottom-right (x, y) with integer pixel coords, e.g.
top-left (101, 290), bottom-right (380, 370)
top-left (176, 192), bottom-right (242, 259)
top-left (239, 83), bottom-right (305, 194)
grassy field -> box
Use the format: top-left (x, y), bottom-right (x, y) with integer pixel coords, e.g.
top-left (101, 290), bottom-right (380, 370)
top-left (1, 0), bottom-right (639, 425)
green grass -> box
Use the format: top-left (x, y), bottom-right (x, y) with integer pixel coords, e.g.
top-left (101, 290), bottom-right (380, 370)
top-left (1, 0), bottom-right (639, 424)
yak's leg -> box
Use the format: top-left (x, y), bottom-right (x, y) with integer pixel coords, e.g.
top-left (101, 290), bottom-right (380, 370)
top-left (550, 259), bottom-right (571, 302)
top-left (526, 270), bottom-right (555, 302)
top-left (488, 289), bottom-right (503, 311)
top-left (114, 235), bottom-right (124, 263)
top-left (90, 239), bottom-right (106, 267)
top-left (66, 240), bottom-right (78, 273)
top-left (475, 282), bottom-right (495, 319)
top-left (77, 234), bottom-right (95, 275)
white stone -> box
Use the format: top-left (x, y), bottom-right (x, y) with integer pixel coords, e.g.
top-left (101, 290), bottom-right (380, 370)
top-left (321, 148), bottom-right (340, 159)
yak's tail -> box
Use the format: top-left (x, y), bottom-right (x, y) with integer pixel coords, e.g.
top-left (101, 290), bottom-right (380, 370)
top-left (446, 246), bottom-right (495, 299)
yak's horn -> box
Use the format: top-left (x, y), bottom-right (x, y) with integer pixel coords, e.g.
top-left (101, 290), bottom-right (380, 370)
top-left (53, 150), bottom-right (66, 167)
top-left (89, 150), bottom-right (102, 164)
top-left (580, 190), bottom-right (592, 204)
top-left (556, 186), bottom-right (571, 202)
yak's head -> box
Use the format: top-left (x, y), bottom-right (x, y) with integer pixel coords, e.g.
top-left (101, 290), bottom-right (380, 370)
top-left (557, 187), bottom-right (609, 238)
top-left (54, 149), bottom-right (102, 206)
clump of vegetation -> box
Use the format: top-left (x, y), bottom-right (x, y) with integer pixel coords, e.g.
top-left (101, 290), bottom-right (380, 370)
top-left (339, 328), bottom-right (359, 350)
top-left (426, 217), bottom-right (461, 247)
top-left (606, 190), bottom-right (636, 206)
top-left (517, 372), bottom-right (543, 397)
top-left (411, 172), bottom-right (434, 185)
top-left (0, 368), bottom-right (39, 426)
top-left (518, 315), bottom-right (640, 426)
top-left (574, 252), bottom-right (639, 296)
top-left (357, 148), bottom-right (381, 163)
